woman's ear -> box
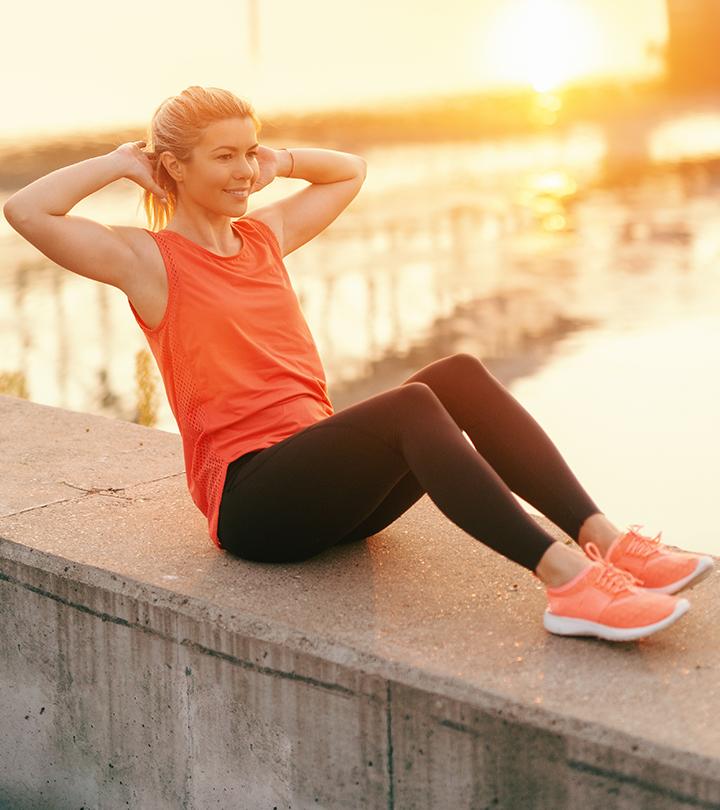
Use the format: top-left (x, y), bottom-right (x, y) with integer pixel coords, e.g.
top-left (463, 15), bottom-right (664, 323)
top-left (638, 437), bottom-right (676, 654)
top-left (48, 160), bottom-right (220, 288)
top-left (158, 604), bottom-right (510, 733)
top-left (160, 151), bottom-right (183, 183)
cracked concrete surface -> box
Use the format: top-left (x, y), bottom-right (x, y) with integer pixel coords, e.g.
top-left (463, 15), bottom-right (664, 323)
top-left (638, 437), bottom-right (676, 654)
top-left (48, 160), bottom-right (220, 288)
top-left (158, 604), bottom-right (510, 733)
top-left (0, 394), bottom-right (184, 518)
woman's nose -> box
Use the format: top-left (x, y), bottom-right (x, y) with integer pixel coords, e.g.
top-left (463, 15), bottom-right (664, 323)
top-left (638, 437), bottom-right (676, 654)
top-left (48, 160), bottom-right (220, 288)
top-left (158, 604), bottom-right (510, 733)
top-left (234, 157), bottom-right (255, 175)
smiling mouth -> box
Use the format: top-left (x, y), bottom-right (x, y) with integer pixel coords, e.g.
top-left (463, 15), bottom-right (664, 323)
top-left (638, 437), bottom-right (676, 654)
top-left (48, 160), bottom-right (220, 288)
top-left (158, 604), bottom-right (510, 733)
top-left (224, 189), bottom-right (249, 198)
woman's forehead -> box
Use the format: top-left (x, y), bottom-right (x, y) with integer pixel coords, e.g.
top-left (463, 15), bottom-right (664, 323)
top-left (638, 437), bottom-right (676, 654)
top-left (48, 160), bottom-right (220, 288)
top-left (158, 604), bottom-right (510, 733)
top-left (200, 117), bottom-right (257, 147)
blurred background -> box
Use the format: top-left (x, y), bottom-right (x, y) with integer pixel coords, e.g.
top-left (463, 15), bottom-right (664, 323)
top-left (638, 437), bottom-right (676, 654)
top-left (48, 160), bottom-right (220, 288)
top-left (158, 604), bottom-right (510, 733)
top-left (2, 0), bottom-right (720, 553)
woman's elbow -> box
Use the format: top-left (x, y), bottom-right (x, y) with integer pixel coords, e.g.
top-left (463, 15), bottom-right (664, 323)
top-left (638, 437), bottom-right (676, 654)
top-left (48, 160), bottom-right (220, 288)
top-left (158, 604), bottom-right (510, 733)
top-left (3, 197), bottom-right (29, 228)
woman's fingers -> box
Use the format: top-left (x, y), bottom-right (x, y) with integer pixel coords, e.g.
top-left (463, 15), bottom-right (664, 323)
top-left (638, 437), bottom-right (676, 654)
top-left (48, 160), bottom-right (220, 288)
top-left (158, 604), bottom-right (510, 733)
top-left (143, 180), bottom-right (167, 201)
top-left (116, 141), bottom-right (166, 199)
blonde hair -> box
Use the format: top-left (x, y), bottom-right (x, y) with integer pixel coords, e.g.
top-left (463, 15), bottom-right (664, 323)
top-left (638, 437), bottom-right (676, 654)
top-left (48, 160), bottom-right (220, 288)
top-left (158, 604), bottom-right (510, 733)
top-left (141, 86), bottom-right (262, 231)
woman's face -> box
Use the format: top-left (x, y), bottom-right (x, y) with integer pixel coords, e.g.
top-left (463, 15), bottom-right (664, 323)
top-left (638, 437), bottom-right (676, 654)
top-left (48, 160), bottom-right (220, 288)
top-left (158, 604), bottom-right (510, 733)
top-left (177, 116), bottom-right (260, 215)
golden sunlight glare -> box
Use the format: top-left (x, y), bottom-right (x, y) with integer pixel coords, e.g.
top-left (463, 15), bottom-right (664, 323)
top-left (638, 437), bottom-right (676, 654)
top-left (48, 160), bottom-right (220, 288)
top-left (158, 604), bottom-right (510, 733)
top-left (474, 0), bottom-right (604, 92)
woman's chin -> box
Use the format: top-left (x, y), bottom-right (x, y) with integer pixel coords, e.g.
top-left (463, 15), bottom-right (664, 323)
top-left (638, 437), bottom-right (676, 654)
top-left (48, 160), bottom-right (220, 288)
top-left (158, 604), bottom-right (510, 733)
top-left (224, 199), bottom-right (248, 213)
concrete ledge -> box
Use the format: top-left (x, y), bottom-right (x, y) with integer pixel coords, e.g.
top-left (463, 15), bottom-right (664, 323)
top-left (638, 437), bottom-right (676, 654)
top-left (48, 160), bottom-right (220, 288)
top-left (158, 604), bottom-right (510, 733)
top-left (1, 393), bottom-right (719, 809)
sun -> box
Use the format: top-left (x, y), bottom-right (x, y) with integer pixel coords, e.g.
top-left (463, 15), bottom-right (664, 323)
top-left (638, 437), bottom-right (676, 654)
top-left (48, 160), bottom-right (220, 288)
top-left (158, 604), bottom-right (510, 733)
top-left (470, 0), bottom-right (604, 92)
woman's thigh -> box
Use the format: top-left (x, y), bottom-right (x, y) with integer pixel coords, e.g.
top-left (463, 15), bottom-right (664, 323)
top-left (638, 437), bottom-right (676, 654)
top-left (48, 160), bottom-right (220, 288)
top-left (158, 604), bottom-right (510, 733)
top-left (335, 469), bottom-right (424, 545)
top-left (218, 388), bottom-right (418, 562)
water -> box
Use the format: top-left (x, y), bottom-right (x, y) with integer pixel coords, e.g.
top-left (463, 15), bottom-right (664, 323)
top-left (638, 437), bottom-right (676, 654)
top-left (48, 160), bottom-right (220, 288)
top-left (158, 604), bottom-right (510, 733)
top-left (2, 113), bottom-right (720, 555)
top-left (511, 317), bottom-right (720, 555)
top-left (502, 177), bottom-right (720, 555)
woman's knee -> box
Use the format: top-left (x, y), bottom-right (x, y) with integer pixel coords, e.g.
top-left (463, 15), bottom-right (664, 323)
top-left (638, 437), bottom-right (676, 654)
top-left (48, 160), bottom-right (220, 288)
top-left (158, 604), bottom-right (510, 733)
top-left (407, 352), bottom-right (492, 386)
top-left (388, 382), bottom-right (450, 425)
top-left (445, 352), bottom-right (491, 377)
top-left (392, 380), bottom-right (439, 407)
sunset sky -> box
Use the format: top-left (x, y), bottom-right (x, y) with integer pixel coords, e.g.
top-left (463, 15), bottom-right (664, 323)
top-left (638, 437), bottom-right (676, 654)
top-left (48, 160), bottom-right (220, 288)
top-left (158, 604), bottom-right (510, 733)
top-left (1, 0), bottom-right (667, 141)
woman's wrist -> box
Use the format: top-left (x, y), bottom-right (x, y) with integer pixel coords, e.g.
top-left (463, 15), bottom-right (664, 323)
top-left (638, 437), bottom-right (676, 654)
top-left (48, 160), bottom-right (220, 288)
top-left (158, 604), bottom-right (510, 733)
top-left (110, 146), bottom-right (143, 179)
top-left (276, 147), bottom-right (295, 178)
top-left (269, 147), bottom-right (366, 184)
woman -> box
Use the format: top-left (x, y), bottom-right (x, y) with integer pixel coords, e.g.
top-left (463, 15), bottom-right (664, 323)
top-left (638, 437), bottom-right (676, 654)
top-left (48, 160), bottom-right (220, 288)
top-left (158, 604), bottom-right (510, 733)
top-left (4, 86), bottom-right (713, 642)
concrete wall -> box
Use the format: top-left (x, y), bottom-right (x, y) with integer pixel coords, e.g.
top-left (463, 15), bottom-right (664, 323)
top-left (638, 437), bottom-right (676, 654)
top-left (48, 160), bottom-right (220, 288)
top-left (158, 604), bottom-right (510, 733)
top-left (1, 394), bottom-right (719, 809)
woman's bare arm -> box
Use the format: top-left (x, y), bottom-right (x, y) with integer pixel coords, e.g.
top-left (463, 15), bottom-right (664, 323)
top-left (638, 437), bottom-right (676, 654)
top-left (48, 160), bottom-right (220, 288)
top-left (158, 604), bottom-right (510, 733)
top-left (2, 143), bottom-right (164, 290)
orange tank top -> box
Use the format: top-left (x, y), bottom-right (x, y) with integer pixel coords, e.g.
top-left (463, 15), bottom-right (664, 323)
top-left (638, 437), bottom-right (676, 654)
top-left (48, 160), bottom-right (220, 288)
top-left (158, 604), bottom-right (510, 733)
top-left (127, 216), bottom-right (335, 548)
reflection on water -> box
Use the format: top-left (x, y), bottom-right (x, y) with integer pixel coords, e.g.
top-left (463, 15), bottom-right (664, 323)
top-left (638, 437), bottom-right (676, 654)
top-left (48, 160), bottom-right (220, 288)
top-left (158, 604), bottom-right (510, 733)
top-left (2, 114), bottom-right (720, 554)
top-left (651, 111), bottom-right (720, 163)
top-left (509, 317), bottom-right (720, 556)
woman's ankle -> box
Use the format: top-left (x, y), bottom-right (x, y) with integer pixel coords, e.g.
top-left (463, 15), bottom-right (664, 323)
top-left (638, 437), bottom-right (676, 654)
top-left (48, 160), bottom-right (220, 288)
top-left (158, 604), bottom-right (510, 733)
top-left (577, 512), bottom-right (622, 554)
top-left (535, 541), bottom-right (592, 588)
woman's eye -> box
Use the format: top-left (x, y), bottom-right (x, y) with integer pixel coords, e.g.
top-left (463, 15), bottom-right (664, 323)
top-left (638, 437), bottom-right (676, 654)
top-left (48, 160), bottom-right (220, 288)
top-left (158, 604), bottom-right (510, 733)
top-left (219, 153), bottom-right (256, 160)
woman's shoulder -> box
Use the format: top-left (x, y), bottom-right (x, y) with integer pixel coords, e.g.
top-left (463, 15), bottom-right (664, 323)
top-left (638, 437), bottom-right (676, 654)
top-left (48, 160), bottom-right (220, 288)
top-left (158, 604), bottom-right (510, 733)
top-left (238, 211), bottom-right (284, 257)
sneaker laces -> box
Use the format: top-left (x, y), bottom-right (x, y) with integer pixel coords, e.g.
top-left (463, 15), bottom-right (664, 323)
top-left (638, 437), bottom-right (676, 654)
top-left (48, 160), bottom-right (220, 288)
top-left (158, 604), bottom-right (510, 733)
top-left (585, 541), bottom-right (644, 593)
top-left (621, 523), bottom-right (664, 558)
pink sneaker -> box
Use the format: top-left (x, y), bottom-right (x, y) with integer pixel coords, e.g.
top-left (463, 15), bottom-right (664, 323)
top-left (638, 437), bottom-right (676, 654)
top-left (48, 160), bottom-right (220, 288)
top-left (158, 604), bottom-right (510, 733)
top-left (601, 524), bottom-right (715, 594)
top-left (544, 542), bottom-right (690, 641)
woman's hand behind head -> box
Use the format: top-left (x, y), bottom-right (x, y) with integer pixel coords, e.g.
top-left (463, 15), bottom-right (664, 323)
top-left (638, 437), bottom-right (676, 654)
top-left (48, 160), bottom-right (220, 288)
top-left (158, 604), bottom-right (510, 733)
top-left (250, 145), bottom-right (279, 195)
top-left (115, 140), bottom-right (167, 200)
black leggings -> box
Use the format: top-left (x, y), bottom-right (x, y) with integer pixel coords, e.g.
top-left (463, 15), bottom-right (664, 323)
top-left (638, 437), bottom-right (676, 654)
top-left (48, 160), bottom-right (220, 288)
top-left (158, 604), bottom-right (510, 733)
top-left (217, 353), bottom-right (601, 571)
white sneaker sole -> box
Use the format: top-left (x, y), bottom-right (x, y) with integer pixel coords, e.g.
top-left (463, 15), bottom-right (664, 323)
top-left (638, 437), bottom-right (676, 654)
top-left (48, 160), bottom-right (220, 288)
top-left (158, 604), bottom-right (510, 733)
top-left (642, 556), bottom-right (715, 594)
top-left (543, 597), bottom-right (690, 641)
